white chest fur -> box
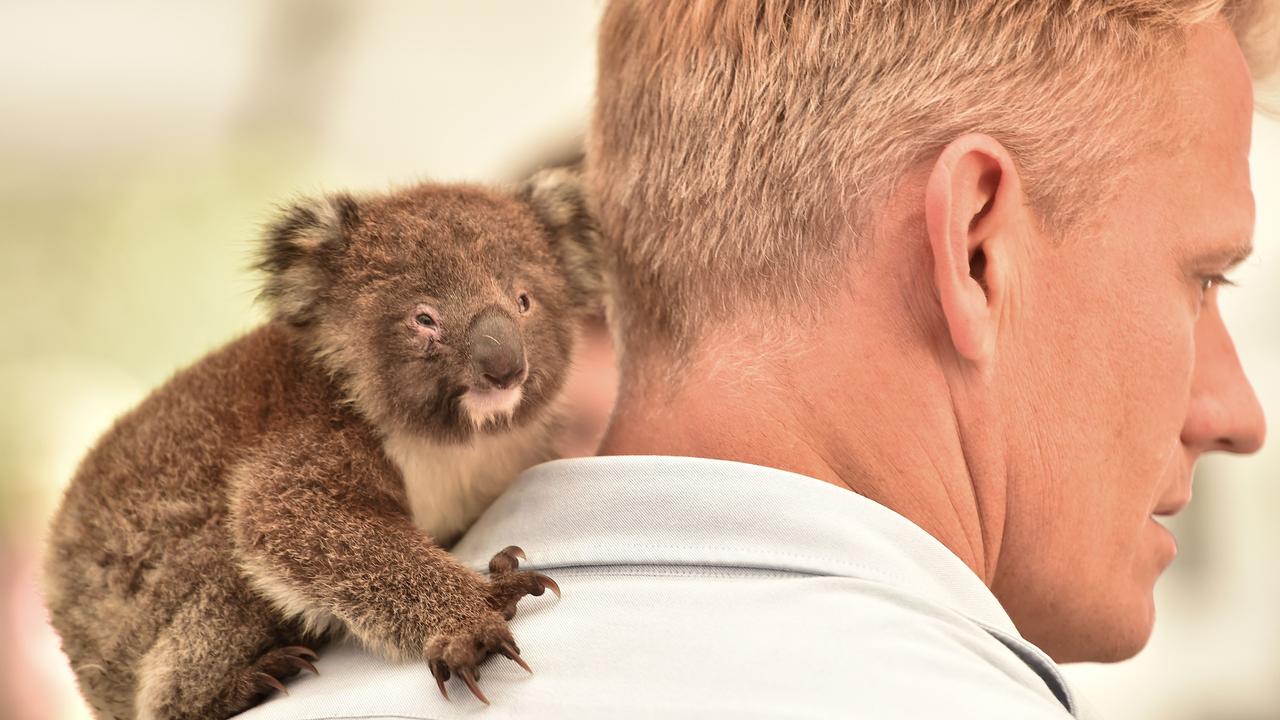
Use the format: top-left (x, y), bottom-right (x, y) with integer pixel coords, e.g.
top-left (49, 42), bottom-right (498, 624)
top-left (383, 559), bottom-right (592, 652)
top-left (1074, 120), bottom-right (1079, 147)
top-left (382, 423), bottom-right (553, 546)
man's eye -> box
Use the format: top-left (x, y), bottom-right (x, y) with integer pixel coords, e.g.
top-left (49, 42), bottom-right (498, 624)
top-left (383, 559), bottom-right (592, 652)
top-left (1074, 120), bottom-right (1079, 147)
top-left (1200, 274), bottom-right (1237, 293)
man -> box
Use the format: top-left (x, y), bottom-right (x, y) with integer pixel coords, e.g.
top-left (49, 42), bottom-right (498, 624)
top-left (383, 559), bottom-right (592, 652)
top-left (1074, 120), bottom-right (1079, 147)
top-left (241, 1), bottom-right (1273, 717)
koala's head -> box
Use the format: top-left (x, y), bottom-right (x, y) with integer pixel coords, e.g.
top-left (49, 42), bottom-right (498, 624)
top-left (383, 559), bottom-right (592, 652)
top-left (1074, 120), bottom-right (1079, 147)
top-left (257, 168), bottom-right (602, 442)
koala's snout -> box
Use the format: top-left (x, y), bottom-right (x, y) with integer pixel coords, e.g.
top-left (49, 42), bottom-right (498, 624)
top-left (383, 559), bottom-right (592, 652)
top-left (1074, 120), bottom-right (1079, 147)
top-left (468, 307), bottom-right (527, 390)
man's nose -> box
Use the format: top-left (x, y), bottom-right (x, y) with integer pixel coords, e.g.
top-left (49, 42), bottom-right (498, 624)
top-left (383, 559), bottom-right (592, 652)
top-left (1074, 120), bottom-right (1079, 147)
top-left (1181, 308), bottom-right (1266, 454)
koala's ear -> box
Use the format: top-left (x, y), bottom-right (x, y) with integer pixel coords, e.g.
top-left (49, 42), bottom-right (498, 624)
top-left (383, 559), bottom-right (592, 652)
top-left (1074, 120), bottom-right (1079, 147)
top-left (256, 194), bottom-right (360, 327)
top-left (520, 166), bottom-right (604, 309)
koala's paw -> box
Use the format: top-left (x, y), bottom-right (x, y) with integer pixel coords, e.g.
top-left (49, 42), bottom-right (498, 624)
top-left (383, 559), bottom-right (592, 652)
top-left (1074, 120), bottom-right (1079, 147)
top-left (484, 545), bottom-right (560, 621)
top-left (426, 612), bottom-right (522, 705)
top-left (236, 645), bottom-right (319, 704)
top-left (426, 546), bottom-right (559, 705)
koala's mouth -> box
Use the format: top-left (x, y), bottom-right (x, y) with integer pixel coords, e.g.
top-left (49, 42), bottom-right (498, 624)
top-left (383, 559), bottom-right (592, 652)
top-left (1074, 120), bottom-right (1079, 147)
top-left (459, 386), bottom-right (524, 427)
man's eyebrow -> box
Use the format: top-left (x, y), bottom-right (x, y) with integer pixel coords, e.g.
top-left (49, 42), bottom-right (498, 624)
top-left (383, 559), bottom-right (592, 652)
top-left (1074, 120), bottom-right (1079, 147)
top-left (1195, 238), bottom-right (1254, 269)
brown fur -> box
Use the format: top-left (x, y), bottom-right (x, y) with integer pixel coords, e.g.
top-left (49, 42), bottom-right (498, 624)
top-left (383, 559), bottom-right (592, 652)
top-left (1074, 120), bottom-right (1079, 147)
top-left (42, 169), bottom-right (600, 720)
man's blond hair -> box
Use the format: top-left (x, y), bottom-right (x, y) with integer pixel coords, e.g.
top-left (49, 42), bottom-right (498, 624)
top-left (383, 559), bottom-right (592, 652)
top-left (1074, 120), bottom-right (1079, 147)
top-left (587, 0), bottom-right (1278, 363)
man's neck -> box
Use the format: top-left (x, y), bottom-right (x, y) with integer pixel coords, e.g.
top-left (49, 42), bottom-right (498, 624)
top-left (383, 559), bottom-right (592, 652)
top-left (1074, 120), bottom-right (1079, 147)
top-left (597, 373), bottom-right (841, 491)
top-left (596, 341), bottom-right (1004, 585)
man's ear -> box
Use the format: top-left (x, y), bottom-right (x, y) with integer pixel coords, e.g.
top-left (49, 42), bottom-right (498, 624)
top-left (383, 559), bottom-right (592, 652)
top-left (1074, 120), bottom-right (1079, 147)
top-left (924, 134), bottom-right (1026, 365)
top-left (256, 193), bottom-right (359, 327)
top-left (520, 166), bottom-right (605, 310)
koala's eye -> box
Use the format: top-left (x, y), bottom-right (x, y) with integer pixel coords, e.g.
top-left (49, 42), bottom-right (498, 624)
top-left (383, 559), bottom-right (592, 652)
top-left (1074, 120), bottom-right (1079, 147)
top-left (517, 293), bottom-right (532, 314)
top-left (415, 313), bottom-right (437, 328)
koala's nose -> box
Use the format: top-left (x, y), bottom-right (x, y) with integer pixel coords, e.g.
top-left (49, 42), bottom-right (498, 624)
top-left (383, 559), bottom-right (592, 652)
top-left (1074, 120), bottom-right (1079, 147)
top-left (468, 307), bottom-right (527, 390)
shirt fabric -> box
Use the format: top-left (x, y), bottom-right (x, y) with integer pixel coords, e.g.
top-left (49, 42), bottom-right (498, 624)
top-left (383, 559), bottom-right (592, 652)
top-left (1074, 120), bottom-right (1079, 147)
top-left (236, 455), bottom-right (1094, 719)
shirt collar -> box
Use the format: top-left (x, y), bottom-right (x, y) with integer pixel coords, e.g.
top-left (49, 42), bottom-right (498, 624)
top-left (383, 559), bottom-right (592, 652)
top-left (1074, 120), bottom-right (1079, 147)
top-left (450, 454), bottom-right (1021, 637)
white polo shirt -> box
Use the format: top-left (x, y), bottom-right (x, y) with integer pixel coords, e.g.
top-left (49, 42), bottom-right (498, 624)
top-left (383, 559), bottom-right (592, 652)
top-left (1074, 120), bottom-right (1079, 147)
top-left (237, 455), bottom-right (1092, 719)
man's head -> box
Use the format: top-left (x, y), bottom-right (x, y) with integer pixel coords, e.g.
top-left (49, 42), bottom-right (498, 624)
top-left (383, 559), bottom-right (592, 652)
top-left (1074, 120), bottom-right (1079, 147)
top-left (589, 1), bottom-right (1274, 662)
top-left (941, 21), bottom-right (1265, 662)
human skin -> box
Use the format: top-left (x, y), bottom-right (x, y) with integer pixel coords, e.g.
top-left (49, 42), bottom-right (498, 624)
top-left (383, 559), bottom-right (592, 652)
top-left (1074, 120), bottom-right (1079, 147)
top-left (598, 18), bottom-right (1265, 664)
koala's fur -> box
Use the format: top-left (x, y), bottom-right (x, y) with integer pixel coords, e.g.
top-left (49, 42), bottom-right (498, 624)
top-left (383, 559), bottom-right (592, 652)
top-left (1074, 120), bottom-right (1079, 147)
top-left (42, 168), bottom-right (601, 720)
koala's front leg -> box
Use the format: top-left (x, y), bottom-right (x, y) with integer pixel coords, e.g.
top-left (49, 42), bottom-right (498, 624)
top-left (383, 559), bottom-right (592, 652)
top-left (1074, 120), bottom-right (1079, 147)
top-left (228, 434), bottom-right (555, 703)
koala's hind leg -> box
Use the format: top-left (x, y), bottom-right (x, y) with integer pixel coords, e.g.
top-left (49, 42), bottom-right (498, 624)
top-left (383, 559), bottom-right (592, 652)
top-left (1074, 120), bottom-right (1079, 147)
top-left (134, 587), bottom-right (314, 720)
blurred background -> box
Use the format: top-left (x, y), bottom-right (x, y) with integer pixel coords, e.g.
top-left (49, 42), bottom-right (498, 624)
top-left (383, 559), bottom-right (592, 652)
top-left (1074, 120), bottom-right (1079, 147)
top-left (0, 2), bottom-right (1275, 719)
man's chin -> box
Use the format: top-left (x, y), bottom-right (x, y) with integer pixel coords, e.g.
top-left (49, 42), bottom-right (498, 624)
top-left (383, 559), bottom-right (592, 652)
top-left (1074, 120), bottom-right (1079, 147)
top-left (1036, 592), bottom-right (1157, 664)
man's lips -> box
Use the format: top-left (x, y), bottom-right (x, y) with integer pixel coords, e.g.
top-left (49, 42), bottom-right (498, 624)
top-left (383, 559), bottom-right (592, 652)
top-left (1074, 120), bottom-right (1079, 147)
top-left (1150, 482), bottom-right (1188, 561)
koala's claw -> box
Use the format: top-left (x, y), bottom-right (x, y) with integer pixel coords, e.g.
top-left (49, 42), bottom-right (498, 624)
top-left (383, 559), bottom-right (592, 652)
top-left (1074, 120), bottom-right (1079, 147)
top-left (428, 664), bottom-right (491, 705)
top-left (284, 655), bottom-right (318, 676)
top-left (253, 672), bottom-right (289, 696)
top-left (429, 659), bottom-right (451, 701)
top-left (241, 644), bottom-right (320, 703)
top-left (535, 574), bottom-right (561, 599)
top-left (488, 545), bottom-right (527, 573)
top-left (459, 667), bottom-right (488, 705)
top-left (282, 645), bottom-right (319, 660)
top-left (485, 546), bottom-right (562, 620)
top-left (499, 641), bottom-right (533, 674)
top-left (276, 645), bottom-right (319, 675)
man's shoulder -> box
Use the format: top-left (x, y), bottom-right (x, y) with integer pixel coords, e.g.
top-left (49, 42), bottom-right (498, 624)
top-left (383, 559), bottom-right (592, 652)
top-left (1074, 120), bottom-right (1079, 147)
top-left (239, 456), bottom-right (1081, 718)
top-left (611, 570), bottom-right (1074, 717)
top-left (785, 575), bottom-right (1075, 715)
top-left (238, 568), bottom-right (1073, 719)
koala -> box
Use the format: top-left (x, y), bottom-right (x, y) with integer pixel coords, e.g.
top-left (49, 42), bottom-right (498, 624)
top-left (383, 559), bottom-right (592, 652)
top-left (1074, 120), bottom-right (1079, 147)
top-left (42, 167), bottom-right (602, 720)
